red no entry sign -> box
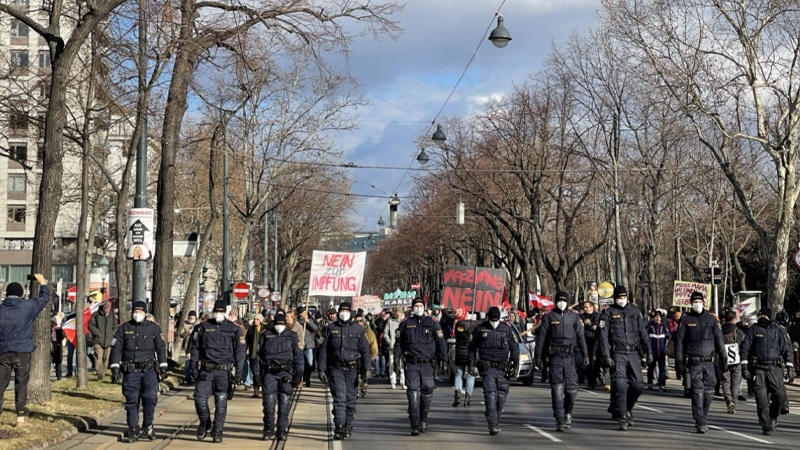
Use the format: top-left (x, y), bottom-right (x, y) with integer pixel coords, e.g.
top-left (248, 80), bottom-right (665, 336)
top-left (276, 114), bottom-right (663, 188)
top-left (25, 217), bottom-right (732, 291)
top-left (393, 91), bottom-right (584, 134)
top-left (233, 282), bottom-right (250, 299)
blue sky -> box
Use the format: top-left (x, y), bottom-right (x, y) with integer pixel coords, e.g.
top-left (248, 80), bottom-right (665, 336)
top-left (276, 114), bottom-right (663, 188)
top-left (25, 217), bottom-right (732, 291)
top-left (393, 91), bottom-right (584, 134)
top-left (333, 0), bottom-right (598, 230)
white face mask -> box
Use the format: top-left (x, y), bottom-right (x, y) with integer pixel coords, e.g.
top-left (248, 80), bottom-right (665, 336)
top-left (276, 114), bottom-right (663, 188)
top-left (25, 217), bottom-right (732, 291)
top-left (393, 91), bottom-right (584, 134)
top-left (556, 301), bottom-right (567, 311)
top-left (214, 313), bottom-right (226, 323)
top-left (413, 307), bottom-right (425, 317)
top-left (616, 297), bottom-right (628, 308)
top-left (132, 312), bottom-right (145, 323)
top-left (692, 302), bottom-right (704, 313)
top-left (490, 320), bottom-right (500, 329)
top-left (274, 324), bottom-right (286, 334)
top-left (338, 311), bottom-right (351, 322)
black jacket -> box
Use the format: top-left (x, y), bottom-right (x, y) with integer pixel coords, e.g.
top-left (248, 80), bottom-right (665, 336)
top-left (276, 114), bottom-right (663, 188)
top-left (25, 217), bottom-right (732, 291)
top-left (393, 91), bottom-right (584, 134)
top-left (109, 319), bottom-right (168, 368)
top-left (674, 310), bottom-right (725, 364)
top-left (469, 321), bottom-right (520, 365)
top-left (597, 302), bottom-right (648, 357)
top-left (453, 319), bottom-right (476, 366)
top-left (535, 309), bottom-right (588, 359)
top-left (740, 318), bottom-right (793, 369)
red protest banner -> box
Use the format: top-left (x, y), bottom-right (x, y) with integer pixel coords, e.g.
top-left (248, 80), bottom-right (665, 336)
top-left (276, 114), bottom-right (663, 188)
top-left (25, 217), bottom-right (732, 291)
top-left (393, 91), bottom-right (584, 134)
top-left (441, 265), bottom-right (506, 312)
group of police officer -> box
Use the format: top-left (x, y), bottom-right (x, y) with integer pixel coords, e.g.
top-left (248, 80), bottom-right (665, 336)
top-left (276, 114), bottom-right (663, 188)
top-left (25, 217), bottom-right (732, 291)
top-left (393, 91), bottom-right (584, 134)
top-left (109, 288), bottom-right (795, 443)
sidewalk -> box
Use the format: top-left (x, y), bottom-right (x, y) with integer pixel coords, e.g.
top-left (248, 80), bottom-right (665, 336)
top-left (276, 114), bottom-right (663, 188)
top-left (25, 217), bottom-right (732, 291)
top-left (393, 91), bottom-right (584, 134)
top-left (49, 383), bottom-right (332, 450)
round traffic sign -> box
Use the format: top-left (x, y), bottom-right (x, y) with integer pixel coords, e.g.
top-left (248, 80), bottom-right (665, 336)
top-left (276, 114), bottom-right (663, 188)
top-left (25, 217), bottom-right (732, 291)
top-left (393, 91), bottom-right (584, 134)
top-left (67, 285), bottom-right (77, 302)
top-left (233, 282), bottom-right (250, 299)
top-left (598, 282), bottom-right (614, 299)
top-left (257, 286), bottom-right (270, 299)
top-left (793, 248), bottom-right (800, 271)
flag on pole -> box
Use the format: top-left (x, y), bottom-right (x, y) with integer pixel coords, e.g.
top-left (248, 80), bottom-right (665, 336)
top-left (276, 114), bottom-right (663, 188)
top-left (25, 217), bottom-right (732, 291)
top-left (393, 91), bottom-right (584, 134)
top-left (528, 291), bottom-right (553, 310)
top-left (62, 300), bottom-right (102, 347)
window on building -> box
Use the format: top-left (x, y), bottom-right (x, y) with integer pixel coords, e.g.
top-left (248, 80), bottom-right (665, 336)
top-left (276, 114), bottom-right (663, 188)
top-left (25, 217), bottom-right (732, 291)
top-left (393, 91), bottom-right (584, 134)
top-left (52, 265), bottom-right (74, 283)
top-left (38, 50), bottom-right (50, 68)
top-left (7, 207), bottom-right (26, 224)
top-left (7, 174), bottom-right (26, 193)
top-left (0, 266), bottom-right (7, 283)
top-left (10, 143), bottom-right (27, 161)
top-left (9, 113), bottom-right (29, 130)
top-left (10, 20), bottom-right (29, 37)
top-left (10, 50), bottom-right (29, 68)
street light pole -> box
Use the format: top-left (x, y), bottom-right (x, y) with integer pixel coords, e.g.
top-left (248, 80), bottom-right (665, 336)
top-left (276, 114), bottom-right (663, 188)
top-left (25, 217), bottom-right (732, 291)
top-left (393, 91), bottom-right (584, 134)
top-left (222, 151), bottom-right (230, 303)
top-left (132, 0), bottom-right (147, 305)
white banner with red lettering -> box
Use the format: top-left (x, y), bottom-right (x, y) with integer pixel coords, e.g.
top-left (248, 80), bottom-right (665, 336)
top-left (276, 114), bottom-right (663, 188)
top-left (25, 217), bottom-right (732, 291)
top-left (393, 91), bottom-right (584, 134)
top-left (308, 251), bottom-right (367, 297)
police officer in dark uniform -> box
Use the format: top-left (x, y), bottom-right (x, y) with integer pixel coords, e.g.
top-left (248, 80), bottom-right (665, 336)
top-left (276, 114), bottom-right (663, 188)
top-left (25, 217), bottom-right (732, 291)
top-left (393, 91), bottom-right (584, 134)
top-left (109, 301), bottom-right (168, 443)
top-left (469, 306), bottom-right (520, 435)
top-left (597, 285), bottom-right (649, 431)
top-left (190, 300), bottom-right (245, 443)
top-left (258, 311), bottom-right (304, 441)
top-left (740, 306), bottom-right (795, 435)
top-left (317, 302), bottom-right (370, 440)
top-left (535, 292), bottom-right (588, 431)
top-left (394, 298), bottom-right (448, 436)
top-left (674, 291), bottom-right (726, 433)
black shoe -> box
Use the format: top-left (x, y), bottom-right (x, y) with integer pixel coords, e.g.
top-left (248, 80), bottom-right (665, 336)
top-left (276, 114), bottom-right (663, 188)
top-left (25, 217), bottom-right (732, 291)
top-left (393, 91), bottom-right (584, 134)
top-left (420, 420), bottom-right (427, 433)
top-left (555, 421), bottom-right (566, 432)
top-left (410, 423), bottom-right (421, 436)
top-left (196, 419), bottom-right (211, 441)
top-left (334, 426), bottom-right (345, 440)
top-left (262, 429), bottom-right (274, 440)
top-left (344, 426), bottom-right (352, 438)
top-left (763, 428), bottom-right (772, 436)
top-left (738, 394), bottom-right (747, 402)
top-left (123, 427), bottom-right (140, 443)
top-left (626, 411), bottom-right (635, 427)
top-left (276, 432), bottom-right (287, 441)
top-left (212, 433), bottom-right (222, 443)
top-left (489, 424), bottom-right (500, 435)
top-left (696, 423), bottom-right (706, 434)
top-left (304, 380), bottom-right (311, 387)
top-left (618, 419), bottom-right (628, 431)
top-left (143, 425), bottom-right (156, 441)
top-left (769, 418), bottom-right (778, 430)
top-left (781, 404), bottom-right (790, 415)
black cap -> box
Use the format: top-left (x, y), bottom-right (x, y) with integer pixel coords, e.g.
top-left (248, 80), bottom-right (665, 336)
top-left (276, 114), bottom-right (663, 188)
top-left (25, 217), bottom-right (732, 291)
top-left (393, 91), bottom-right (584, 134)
top-left (296, 305), bottom-right (306, 314)
top-left (759, 306), bottom-right (772, 319)
top-left (5, 282), bottom-right (23, 298)
top-left (188, 310), bottom-right (197, 318)
top-left (132, 301), bottom-right (147, 312)
top-left (613, 285), bottom-right (627, 299)
top-left (555, 291), bottom-right (570, 303)
top-left (690, 291), bottom-right (704, 302)
top-left (213, 300), bottom-right (227, 312)
top-left (274, 312), bottom-right (287, 325)
top-left (412, 297), bottom-right (425, 307)
top-left (488, 306), bottom-right (501, 320)
top-left (338, 302), bottom-right (351, 312)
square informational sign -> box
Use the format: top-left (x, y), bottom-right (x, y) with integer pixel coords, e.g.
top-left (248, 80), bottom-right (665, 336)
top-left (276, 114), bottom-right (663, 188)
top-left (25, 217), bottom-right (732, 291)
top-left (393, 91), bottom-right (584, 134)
top-left (127, 208), bottom-right (155, 260)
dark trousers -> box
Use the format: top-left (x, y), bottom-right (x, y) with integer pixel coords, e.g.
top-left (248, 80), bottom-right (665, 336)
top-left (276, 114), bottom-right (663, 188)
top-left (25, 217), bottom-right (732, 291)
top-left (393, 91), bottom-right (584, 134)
top-left (66, 341), bottom-right (75, 376)
top-left (609, 352), bottom-right (644, 416)
top-left (0, 352), bottom-right (32, 416)
top-left (261, 371), bottom-right (293, 433)
top-left (404, 363), bottom-right (435, 424)
top-left (753, 366), bottom-right (787, 430)
top-left (184, 358), bottom-right (194, 383)
top-left (328, 367), bottom-right (358, 429)
top-left (249, 358), bottom-right (261, 389)
top-left (689, 362), bottom-right (716, 425)
top-left (549, 354), bottom-right (578, 421)
top-left (481, 367), bottom-right (510, 426)
top-left (51, 346), bottom-right (63, 380)
top-left (647, 353), bottom-right (667, 386)
top-left (122, 368), bottom-right (158, 428)
top-left (194, 369), bottom-right (230, 434)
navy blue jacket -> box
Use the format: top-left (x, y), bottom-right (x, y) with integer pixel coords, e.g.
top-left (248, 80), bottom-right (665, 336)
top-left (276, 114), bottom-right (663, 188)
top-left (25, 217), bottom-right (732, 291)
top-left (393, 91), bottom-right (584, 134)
top-left (317, 319), bottom-right (371, 372)
top-left (394, 315), bottom-right (448, 363)
top-left (0, 286), bottom-right (50, 354)
top-left (190, 318), bottom-right (245, 375)
top-left (109, 319), bottom-right (168, 367)
top-left (258, 325), bottom-right (304, 377)
top-left (535, 309), bottom-right (588, 359)
top-left (469, 321), bottom-right (520, 365)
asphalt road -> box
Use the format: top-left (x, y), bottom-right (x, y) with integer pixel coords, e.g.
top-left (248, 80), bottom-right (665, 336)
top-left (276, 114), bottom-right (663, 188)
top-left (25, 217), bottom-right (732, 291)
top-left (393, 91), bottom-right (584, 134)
top-left (338, 377), bottom-right (800, 450)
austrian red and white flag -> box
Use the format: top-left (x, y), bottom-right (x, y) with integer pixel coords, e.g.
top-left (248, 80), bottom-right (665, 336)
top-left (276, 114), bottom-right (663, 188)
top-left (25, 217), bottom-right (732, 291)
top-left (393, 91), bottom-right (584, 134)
top-left (62, 301), bottom-right (102, 347)
top-left (529, 291), bottom-right (553, 310)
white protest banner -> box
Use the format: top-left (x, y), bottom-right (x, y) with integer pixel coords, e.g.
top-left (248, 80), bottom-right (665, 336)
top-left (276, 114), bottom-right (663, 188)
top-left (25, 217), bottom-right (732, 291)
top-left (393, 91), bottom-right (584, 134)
top-left (352, 295), bottom-right (383, 314)
top-left (672, 281), bottom-right (711, 307)
top-left (308, 251), bottom-right (367, 297)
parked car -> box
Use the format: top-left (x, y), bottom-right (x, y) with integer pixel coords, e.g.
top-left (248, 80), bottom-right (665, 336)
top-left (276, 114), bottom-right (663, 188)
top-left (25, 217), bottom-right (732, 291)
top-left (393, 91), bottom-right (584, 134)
top-left (447, 320), bottom-right (535, 385)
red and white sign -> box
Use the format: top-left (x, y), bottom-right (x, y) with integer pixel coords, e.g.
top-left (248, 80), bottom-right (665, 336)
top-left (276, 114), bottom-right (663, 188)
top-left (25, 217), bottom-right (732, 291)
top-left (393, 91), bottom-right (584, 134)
top-left (793, 248), bottom-right (800, 271)
top-left (672, 281), bottom-right (711, 307)
top-left (257, 286), bottom-right (270, 299)
top-left (67, 285), bottom-right (77, 302)
top-left (529, 291), bottom-right (553, 310)
top-left (233, 282), bottom-right (250, 299)
top-left (308, 251), bottom-right (367, 297)
top-left (411, 282), bottom-right (421, 290)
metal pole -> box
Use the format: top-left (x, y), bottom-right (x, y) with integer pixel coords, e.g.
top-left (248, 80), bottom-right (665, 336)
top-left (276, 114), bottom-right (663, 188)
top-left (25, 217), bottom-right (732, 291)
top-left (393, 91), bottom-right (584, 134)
top-left (262, 203), bottom-right (269, 286)
top-left (222, 151), bottom-right (230, 303)
top-left (273, 214), bottom-right (278, 294)
top-left (132, 0), bottom-right (148, 304)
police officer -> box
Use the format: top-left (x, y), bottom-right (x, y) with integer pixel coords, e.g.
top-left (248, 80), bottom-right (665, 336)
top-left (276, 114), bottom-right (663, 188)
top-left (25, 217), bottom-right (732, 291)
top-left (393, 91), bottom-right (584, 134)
top-left (394, 298), bottom-right (448, 436)
top-left (469, 306), bottom-right (520, 435)
top-left (740, 307), bottom-right (794, 435)
top-left (597, 285), bottom-right (649, 431)
top-left (258, 311), bottom-right (303, 441)
top-left (317, 302), bottom-right (370, 440)
top-left (109, 301), bottom-right (168, 443)
top-left (190, 300), bottom-right (245, 443)
top-left (535, 292), bottom-right (588, 431)
top-left (674, 291), bottom-right (726, 433)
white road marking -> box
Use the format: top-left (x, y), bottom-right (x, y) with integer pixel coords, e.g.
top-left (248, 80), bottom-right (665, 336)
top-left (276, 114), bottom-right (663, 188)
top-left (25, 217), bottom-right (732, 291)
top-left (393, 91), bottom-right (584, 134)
top-left (525, 424), bottom-right (563, 442)
top-left (708, 425), bottom-right (772, 444)
top-left (634, 404), bottom-right (663, 413)
top-left (579, 388), bottom-right (600, 396)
